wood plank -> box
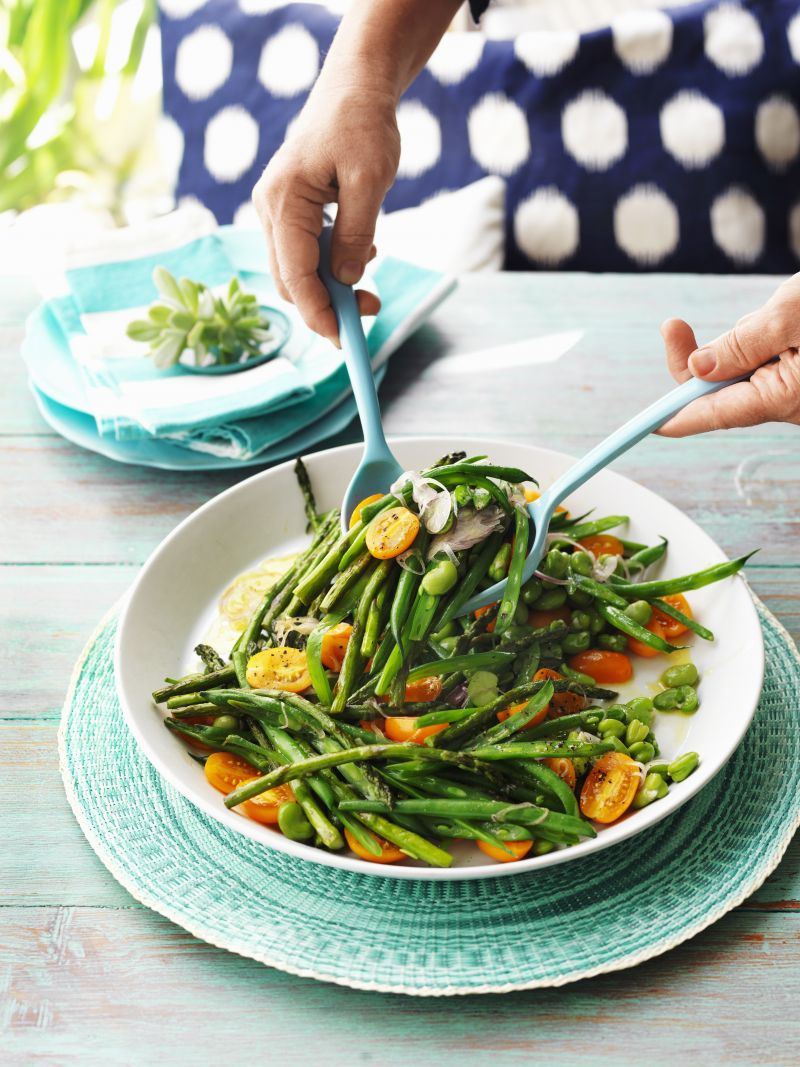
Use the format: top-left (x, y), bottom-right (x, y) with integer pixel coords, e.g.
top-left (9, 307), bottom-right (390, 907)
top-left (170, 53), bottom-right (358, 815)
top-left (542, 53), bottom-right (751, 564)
top-left (2, 906), bottom-right (798, 1065)
top-left (2, 722), bottom-right (797, 910)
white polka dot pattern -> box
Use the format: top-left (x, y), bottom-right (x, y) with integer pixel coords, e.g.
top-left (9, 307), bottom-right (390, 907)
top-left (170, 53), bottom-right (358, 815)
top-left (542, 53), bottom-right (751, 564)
top-left (257, 25), bottom-right (319, 97)
top-left (160, 0), bottom-right (208, 18)
top-left (614, 185), bottom-right (679, 265)
top-left (468, 94), bottom-right (530, 176)
top-left (660, 91), bottom-right (725, 169)
top-left (562, 90), bottom-right (627, 171)
top-left (396, 101), bottom-right (442, 179)
top-left (514, 187), bottom-right (579, 265)
top-left (427, 34), bottom-right (484, 85)
top-left (755, 95), bottom-right (800, 170)
top-left (711, 187), bottom-right (765, 263)
top-left (704, 3), bottom-right (764, 76)
top-left (612, 9), bottom-right (673, 74)
top-left (204, 106), bottom-right (260, 183)
top-left (514, 31), bottom-right (579, 77)
top-left (175, 24), bottom-right (233, 101)
top-left (789, 12), bottom-right (800, 63)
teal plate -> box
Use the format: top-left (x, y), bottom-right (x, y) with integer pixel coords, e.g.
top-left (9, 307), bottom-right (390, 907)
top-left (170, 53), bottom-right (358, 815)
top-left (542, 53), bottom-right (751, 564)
top-left (59, 600), bottom-right (800, 996)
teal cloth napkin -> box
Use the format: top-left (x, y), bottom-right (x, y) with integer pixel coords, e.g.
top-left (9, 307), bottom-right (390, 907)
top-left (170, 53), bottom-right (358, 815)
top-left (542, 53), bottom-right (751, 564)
top-left (41, 214), bottom-right (455, 460)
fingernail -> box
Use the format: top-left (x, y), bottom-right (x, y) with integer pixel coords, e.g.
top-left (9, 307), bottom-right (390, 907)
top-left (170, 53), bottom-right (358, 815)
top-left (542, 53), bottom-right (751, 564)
top-left (337, 261), bottom-right (363, 285)
top-left (689, 348), bottom-right (716, 377)
top-left (325, 333), bottom-right (341, 350)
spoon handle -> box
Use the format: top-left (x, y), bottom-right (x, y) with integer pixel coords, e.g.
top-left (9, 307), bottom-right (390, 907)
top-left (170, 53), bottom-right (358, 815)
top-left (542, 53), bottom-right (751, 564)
top-left (541, 365), bottom-right (768, 508)
top-left (318, 224), bottom-right (389, 459)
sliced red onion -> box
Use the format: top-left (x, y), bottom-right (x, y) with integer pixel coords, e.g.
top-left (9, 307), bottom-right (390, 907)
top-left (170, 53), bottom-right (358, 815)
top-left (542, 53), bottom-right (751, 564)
top-left (592, 554), bottom-right (619, 582)
top-left (391, 469), bottom-right (454, 534)
top-left (533, 569), bottom-right (570, 586)
top-left (397, 547), bottom-right (425, 574)
top-left (447, 682), bottom-right (469, 707)
top-left (428, 505), bottom-right (506, 558)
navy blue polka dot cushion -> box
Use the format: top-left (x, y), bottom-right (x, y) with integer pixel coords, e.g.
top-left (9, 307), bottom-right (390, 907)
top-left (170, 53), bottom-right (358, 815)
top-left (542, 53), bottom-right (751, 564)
top-left (161, 0), bottom-right (800, 272)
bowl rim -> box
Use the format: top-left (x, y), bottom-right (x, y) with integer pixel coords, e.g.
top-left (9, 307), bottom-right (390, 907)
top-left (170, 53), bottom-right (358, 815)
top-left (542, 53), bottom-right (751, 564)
top-left (115, 435), bottom-right (765, 880)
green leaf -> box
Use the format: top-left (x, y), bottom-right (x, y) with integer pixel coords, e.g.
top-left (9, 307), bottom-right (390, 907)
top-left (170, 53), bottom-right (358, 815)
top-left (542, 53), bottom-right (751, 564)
top-left (169, 310), bottom-right (195, 331)
top-left (126, 319), bottom-right (160, 342)
top-left (178, 277), bottom-right (199, 315)
top-left (149, 329), bottom-right (186, 368)
top-left (148, 304), bottom-right (171, 324)
top-left (152, 266), bottom-right (184, 307)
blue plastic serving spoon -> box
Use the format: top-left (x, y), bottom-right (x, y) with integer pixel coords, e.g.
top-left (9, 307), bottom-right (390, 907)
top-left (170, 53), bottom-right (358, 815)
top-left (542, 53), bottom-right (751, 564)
top-left (317, 223), bottom-right (404, 531)
top-left (458, 363), bottom-right (771, 617)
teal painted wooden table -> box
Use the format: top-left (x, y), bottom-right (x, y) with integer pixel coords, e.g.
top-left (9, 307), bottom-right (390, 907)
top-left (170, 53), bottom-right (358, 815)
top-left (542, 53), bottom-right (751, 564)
top-left (2, 273), bottom-right (799, 1065)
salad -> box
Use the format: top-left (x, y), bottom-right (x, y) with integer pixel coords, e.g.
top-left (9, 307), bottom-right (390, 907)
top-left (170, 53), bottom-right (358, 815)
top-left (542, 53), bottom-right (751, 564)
top-left (152, 453), bottom-right (752, 868)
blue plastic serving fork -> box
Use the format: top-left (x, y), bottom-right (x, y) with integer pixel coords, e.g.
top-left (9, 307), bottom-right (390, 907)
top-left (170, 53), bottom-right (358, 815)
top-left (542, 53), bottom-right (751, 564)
top-left (458, 363), bottom-right (770, 617)
top-left (317, 223), bottom-right (404, 532)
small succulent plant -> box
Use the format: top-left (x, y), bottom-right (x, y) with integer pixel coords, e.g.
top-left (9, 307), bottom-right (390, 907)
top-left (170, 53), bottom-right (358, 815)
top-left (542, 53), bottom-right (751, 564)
top-left (126, 267), bottom-right (275, 369)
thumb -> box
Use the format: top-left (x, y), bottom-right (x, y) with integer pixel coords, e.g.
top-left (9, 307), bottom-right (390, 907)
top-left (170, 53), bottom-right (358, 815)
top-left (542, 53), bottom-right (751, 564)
top-left (330, 175), bottom-right (386, 286)
top-left (688, 304), bottom-right (792, 382)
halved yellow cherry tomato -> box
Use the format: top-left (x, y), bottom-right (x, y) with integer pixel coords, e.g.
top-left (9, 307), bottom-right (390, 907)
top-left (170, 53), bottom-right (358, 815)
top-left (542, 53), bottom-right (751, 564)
top-left (531, 667), bottom-right (586, 717)
top-left (320, 622), bottom-right (353, 672)
top-left (349, 493), bottom-right (383, 529)
top-left (543, 756), bottom-right (577, 791)
top-left (246, 646), bottom-right (311, 692)
top-left (477, 839), bottom-right (534, 863)
top-left (579, 534), bottom-right (625, 557)
top-left (242, 783), bottom-right (295, 825)
top-left (359, 718), bottom-right (386, 735)
top-left (365, 506), bottom-right (420, 559)
top-left (204, 751), bottom-right (259, 793)
top-left (383, 715), bottom-right (449, 744)
top-left (345, 828), bottom-right (405, 864)
top-left (524, 488), bottom-right (568, 517)
top-left (580, 752), bottom-right (640, 823)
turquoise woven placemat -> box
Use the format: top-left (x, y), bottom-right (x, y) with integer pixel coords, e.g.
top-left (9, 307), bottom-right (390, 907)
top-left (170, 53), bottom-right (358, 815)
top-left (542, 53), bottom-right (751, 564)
top-left (60, 599), bottom-right (800, 996)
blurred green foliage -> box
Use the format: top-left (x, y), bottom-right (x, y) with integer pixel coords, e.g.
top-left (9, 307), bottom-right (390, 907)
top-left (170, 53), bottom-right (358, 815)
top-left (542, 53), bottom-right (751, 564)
top-left (0, 0), bottom-right (158, 217)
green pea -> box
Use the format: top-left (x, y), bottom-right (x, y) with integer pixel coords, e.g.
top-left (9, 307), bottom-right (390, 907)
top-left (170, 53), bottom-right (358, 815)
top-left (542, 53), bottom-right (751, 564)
top-left (625, 718), bottom-right (649, 746)
top-left (540, 641), bottom-right (563, 660)
top-left (625, 697), bottom-right (653, 726)
top-left (472, 486), bottom-right (492, 511)
top-left (654, 685), bottom-right (699, 713)
top-left (570, 610), bottom-right (592, 632)
top-left (568, 551), bottom-right (594, 577)
top-left (213, 714), bottom-right (239, 732)
top-left (422, 560), bottom-right (458, 596)
top-left (435, 635), bottom-right (459, 655)
top-left (542, 548), bottom-right (571, 579)
top-left (522, 578), bottom-right (543, 605)
top-left (668, 751), bottom-right (700, 782)
top-left (453, 484), bottom-right (473, 508)
top-left (468, 671), bottom-right (499, 707)
top-left (625, 600), bottom-right (652, 626)
top-left (514, 602), bottom-right (530, 625)
top-left (562, 631), bottom-right (591, 655)
top-left (603, 704), bottom-right (628, 722)
top-left (277, 801), bottom-right (314, 841)
top-left (569, 589), bottom-right (594, 608)
top-left (586, 610), bottom-right (605, 635)
top-left (598, 718), bottom-right (626, 738)
top-left (647, 761), bottom-right (670, 778)
top-left (597, 632), bottom-right (627, 652)
top-left (660, 662), bottom-right (699, 688)
top-left (433, 620), bottom-right (458, 639)
top-left (488, 544), bottom-right (511, 582)
top-left (632, 773), bottom-right (669, 809)
top-left (538, 587), bottom-right (567, 610)
top-left (501, 623), bottom-right (531, 642)
top-left (533, 839), bottom-right (555, 856)
top-left (628, 741), bottom-right (655, 762)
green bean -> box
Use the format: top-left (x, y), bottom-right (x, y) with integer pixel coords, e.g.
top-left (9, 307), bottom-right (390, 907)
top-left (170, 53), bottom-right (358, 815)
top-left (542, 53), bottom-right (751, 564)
top-left (556, 515), bottom-right (627, 540)
top-left (661, 662), bottom-right (699, 688)
top-left (424, 462), bottom-right (533, 484)
top-left (231, 649), bottom-right (249, 689)
top-left (413, 706), bottom-right (477, 727)
top-left (467, 682), bottom-right (554, 748)
top-left (337, 524), bottom-right (370, 572)
top-left (609, 552), bottom-right (756, 599)
top-left (306, 611), bottom-right (347, 704)
top-left (650, 597), bottom-right (714, 641)
top-left (433, 471), bottom-right (511, 512)
top-left (597, 602), bottom-right (682, 654)
top-left (559, 663), bottom-right (595, 686)
top-left (203, 689), bottom-right (308, 732)
top-left (495, 506), bottom-right (530, 634)
top-left (506, 759), bottom-right (580, 818)
top-left (169, 702), bottom-right (223, 718)
top-left (625, 537), bottom-right (668, 574)
top-left (407, 650), bottom-right (515, 682)
top-left (389, 528), bottom-right (429, 654)
top-left (524, 710), bottom-right (604, 740)
top-left (668, 751), bottom-right (700, 782)
top-left (488, 543), bottom-right (511, 582)
top-left (569, 574), bottom-right (628, 608)
top-left (362, 578), bottom-right (394, 659)
top-left (436, 531), bottom-right (505, 629)
top-left (331, 617), bottom-right (366, 714)
top-left (166, 692), bottom-right (206, 710)
top-left (469, 741), bottom-right (613, 761)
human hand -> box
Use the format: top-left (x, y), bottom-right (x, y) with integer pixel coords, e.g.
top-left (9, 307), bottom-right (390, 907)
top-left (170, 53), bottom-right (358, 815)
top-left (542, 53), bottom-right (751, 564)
top-left (658, 274), bottom-right (800, 436)
top-left (252, 81), bottom-right (400, 344)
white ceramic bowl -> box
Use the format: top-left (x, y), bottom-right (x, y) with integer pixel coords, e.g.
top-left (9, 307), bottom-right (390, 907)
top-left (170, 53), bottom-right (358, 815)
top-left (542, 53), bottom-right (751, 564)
top-left (116, 437), bottom-right (763, 880)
